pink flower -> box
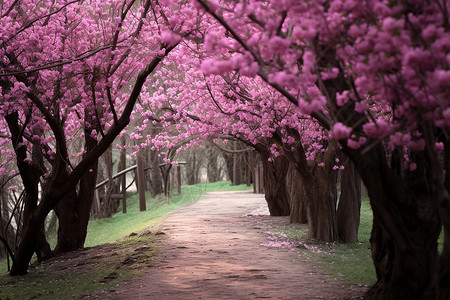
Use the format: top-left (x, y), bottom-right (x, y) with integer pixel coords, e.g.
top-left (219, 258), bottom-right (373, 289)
top-left (321, 68), bottom-right (339, 80)
top-left (332, 122), bottom-right (352, 140)
top-left (201, 59), bottom-right (234, 75)
top-left (347, 137), bottom-right (367, 149)
top-left (363, 119), bottom-right (390, 138)
top-left (355, 101), bottom-right (370, 113)
top-left (268, 36), bottom-right (291, 54)
top-left (435, 142), bottom-right (444, 152)
top-left (303, 51), bottom-right (316, 73)
top-left (161, 31), bottom-right (181, 47)
top-left (336, 91), bottom-right (350, 106)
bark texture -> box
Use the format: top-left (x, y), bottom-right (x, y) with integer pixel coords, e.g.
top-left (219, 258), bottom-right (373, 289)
top-left (258, 145), bottom-right (290, 216)
top-left (337, 158), bottom-right (361, 243)
top-left (287, 163), bottom-right (307, 224)
top-left (347, 145), bottom-right (440, 300)
top-left (54, 115), bottom-right (98, 253)
top-left (303, 159), bottom-right (338, 242)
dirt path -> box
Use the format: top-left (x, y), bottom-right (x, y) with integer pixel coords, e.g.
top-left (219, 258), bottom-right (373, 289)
top-left (99, 191), bottom-right (366, 299)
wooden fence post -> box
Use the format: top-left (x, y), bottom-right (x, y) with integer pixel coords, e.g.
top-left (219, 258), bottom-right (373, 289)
top-left (177, 165), bottom-right (181, 194)
top-left (137, 151), bottom-right (146, 211)
top-left (122, 173), bottom-right (127, 213)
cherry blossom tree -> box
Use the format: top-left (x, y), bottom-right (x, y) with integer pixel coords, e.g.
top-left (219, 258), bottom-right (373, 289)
top-left (0, 0), bottom-right (192, 275)
top-left (193, 0), bottom-right (450, 298)
top-left (135, 34), bottom-right (357, 242)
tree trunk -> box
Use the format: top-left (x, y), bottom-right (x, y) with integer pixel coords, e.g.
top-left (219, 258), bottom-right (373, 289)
top-left (53, 186), bottom-right (87, 253)
top-left (35, 224), bottom-right (53, 261)
top-left (337, 157), bottom-right (361, 243)
top-left (6, 112), bottom-right (48, 275)
top-left (438, 139), bottom-right (450, 299)
top-left (206, 144), bottom-right (221, 183)
top-left (287, 163), bottom-right (307, 224)
top-left (304, 162), bottom-right (338, 242)
top-left (245, 152), bottom-right (252, 186)
top-left (150, 149), bottom-right (163, 197)
top-left (10, 211), bottom-right (46, 275)
top-left (54, 163), bottom-right (97, 254)
top-left (346, 144), bottom-right (440, 300)
top-left (232, 153), bottom-right (239, 185)
top-left (288, 137), bottom-right (339, 242)
top-left (260, 152), bottom-right (290, 216)
top-left (137, 151), bottom-right (147, 210)
top-left (224, 152), bottom-right (234, 184)
top-left (97, 146), bottom-right (117, 218)
top-left (161, 163), bottom-right (172, 198)
top-left (118, 137), bottom-right (127, 213)
top-left (0, 189), bottom-right (7, 259)
top-left (54, 123), bottom-right (98, 253)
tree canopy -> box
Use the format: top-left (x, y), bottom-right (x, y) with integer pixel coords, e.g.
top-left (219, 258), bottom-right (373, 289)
top-left (1, 0), bottom-right (449, 299)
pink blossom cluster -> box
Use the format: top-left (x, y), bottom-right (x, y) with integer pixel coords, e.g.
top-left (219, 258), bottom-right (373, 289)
top-left (0, 0), bottom-right (193, 188)
top-left (188, 0), bottom-right (449, 170)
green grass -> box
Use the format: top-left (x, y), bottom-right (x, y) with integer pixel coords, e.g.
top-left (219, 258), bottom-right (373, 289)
top-left (0, 266), bottom-right (138, 300)
top-left (84, 181), bottom-right (251, 246)
top-left (0, 181), bottom-right (251, 300)
top-left (269, 197), bottom-right (376, 285)
top-left (0, 258), bottom-right (10, 277)
top-left (202, 181), bottom-right (254, 192)
top-left (322, 197), bottom-right (375, 284)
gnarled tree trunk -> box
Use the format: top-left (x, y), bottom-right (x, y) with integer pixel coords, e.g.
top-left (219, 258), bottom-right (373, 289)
top-left (287, 163), bottom-right (307, 224)
top-left (54, 116), bottom-right (99, 253)
top-left (337, 157), bottom-right (361, 243)
top-left (347, 144), bottom-right (440, 300)
top-left (259, 148), bottom-right (290, 216)
top-left (288, 137), bottom-right (339, 242)
top-left (304, 161), bottom-right (338, 242)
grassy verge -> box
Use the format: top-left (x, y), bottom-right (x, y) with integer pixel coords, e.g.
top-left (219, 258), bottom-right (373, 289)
top-left (266, 197), bottom-right (376, 285)
top-left (321, 197), bottom-right (375, 284)
top-left (0, 181), bottom-right (250, 299)
top-left (0, 233), bottom-right (154, 300)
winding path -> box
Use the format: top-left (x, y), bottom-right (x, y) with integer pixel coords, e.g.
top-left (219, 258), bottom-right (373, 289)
top-left (105, 191), bottom-right (365, 299)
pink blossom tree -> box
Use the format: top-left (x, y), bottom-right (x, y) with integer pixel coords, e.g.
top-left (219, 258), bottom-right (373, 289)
top-left (191, 0), bottom-right (449, 298)
top-left (0, 0), bottom-right (192, 275)
top-left (135, 35), bottom-right (356, 242)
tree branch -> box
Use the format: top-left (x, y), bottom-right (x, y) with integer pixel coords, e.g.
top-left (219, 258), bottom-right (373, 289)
top-left (0, 45), bottom-right (114, 76)
top-left (196, 0), bottom-right (332, 130)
